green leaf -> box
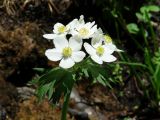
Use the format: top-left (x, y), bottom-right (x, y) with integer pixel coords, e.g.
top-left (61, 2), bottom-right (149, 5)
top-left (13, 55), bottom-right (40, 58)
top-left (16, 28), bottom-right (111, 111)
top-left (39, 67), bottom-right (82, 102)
top-left (127, 23), bottom-right (140, 34)
top-left (144, 48), bottom-right (154, 74)
top-left (63, 72), bottom-right (74, 93)
top-left (111, 10), bottom-right (118, 18)
top-left (29, 77), bottom-right (40, 84)
top-left (33, 67), bottom-right (74, 104)
top-left (48, 80), bottom-right (56, 100)
top-left (81, 68), bottom-right (89, 77)
top-left (136, 12), bottom-right (144, 21)
top-left (51, 71), bottom-right (74, 104)
top-left (37, 83), bottom-right (51, 101)
top-left (116, 61), bottom-right (147, 68)
top-left (38, 67), bottom-right (64, 85)
top-left (85, 61), bottom-right (113, 87)
top-left (33, 68), bottom-right (46, 73)
top-left (140, 6), bottom-right (149, 14)
top-left (147, 5), bottom-right (160, 12)
top-left (138, 5), bottom-right (159, 23)
top-left (96, 74), bottom-right (106, 86)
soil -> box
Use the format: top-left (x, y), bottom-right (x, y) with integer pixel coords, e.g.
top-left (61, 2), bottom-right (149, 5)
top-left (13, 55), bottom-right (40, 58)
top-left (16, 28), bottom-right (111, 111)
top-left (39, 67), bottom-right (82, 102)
top-left (0, 0), bottom-right (160, 120)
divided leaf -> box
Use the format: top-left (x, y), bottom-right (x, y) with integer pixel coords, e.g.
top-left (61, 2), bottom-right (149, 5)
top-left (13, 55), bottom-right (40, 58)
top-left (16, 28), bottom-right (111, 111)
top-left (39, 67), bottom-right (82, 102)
top-left (32, 67), bottom-right (74, 104)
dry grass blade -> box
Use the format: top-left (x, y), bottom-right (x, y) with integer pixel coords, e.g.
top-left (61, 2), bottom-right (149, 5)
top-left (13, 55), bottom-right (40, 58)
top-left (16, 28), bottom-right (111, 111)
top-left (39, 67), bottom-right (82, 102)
top-left (3, 0), bottom-right (18, 15)
top-left (2, 0), bottom-right (72, 16)
top-left (48, 0), bottom-right (60, 14)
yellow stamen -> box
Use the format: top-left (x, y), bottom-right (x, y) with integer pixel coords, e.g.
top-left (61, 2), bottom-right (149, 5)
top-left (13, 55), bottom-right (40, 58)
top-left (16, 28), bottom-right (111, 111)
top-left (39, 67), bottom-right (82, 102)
top-left (62, 47), bottom-right (72, 57)
top-left (79, 28), bottom-right (89, 36)
top-left (104, 35), bottom-right (112, 43)
top-left (96, 46), bottom-right (104, 56)
top-left (58, 26), bottom-right (67, 33)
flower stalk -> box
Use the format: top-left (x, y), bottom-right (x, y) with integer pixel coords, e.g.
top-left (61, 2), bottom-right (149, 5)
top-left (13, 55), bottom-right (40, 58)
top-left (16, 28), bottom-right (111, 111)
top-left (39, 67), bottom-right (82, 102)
top-left (61, 85), bottom-right (73, 120)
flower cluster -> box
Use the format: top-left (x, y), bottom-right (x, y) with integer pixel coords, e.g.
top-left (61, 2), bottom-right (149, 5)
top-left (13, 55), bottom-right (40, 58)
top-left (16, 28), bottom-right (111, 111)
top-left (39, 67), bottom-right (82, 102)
top-left (43, 15), bottom-right (121, 69)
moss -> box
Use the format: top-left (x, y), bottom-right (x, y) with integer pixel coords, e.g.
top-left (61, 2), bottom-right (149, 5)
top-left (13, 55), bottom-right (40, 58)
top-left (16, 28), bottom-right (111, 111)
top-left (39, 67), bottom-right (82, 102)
top-left (0, 22), bottom-right (50, 85)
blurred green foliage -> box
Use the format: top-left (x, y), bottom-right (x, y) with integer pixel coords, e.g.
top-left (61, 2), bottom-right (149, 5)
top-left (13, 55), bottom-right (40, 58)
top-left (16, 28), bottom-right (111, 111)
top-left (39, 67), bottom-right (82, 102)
top-left (125, 4), bottom-right (160, 108)
top-left (92, 0), bottom-right (160, 109)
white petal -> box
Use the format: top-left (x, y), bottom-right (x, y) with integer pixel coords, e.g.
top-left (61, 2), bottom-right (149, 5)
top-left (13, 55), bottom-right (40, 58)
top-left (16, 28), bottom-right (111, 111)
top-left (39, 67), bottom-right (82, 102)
top-left (71, 51), bottom-right (86, 62)
top-left (108, 44), bottom-right (116, 51)
top-left (67, 19), bottom-right (79, 35)
top-left (106, 43), bottom-right (123, 52)
top-left (116, 48), bottom-right (123, 52)
top-left (69, 36), bottom-right (82, 51)
top-left (90, 25), bottom-right (97, 34)
top-left (43, 34), bottom-right (56, 39)
top-left (104, 45), bottom-right (115, 54)
top-left (91, 28), bottom-right (103, 38)
top-left (65, 25), bottom-right (70, 31)
top-left (85, 21), bottom-right (95, 28)
top-left (54, 36), bottom-right (68, 50)
top-left (45, 49), bottom-right (62, 61)
top-left (101, 54), bottom-right (117, 62)
top-left (97, 28), bottom-right (103, 34)
top-left (53, 23), bottom-right (64, 34)
top-left (69, 30), bottom-right (78, 36)
top-left (70, 19), bottom-right (78, 26)
top-left (59, 58), bottom-right (75, 69)
top-left (84, 43), bottom-right (96, 55)
top-left (91, 55), bottom-right (103, 64)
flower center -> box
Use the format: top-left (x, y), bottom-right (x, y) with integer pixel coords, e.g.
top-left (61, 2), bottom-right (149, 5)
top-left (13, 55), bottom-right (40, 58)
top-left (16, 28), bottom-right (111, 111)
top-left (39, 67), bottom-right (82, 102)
top-left (58, 26), bottom-right (67, 33)
top-left (79, 28), bottom-right (89, 36)
top-left (96, 46), bottom-right (104, 56)
top-left (104, 35), bottom-right (112, 43)
top-left (62, 47), bottom-right (72, 57)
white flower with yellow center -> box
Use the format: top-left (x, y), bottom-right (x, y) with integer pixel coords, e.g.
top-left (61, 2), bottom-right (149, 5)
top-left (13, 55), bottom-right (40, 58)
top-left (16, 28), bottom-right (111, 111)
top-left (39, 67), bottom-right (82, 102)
top-left (43, 23), bottom-right (69, 40)
top-left (45, 36), bottom-right (85, 69)
top-left (103, 35), bottom-right (122, 52)
top-left (84, 40), bottom-right (117, 64)
top-left (67, 15), bottom-right (85, 33)
top-left (73, 21), bottom-right (97, 39)
top-left (53, 23), bottom-right (69, 34)
top-left (68, 15), bottom-right (97, 39)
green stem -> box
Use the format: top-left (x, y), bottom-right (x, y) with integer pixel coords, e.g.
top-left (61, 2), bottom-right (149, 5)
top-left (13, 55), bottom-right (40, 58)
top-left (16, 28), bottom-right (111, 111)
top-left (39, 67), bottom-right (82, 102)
top-left (146, 11), bottom-right (157, 51)
top-left (116, 61), bottom-right (148, 69)
top-left (149, 21), bottom-right (157, 51)
top-left (61, 88), bottom-right (72, 120)
top-left (140, 24), bottom-right (149, 48)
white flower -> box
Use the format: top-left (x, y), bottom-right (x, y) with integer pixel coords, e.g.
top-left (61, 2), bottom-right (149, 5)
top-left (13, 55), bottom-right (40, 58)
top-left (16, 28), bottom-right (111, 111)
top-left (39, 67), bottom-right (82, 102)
top-left (84, 40), bottom-right (117, 64)
top-left (43, 23), bottom-right (69, 40)
top-left (68, 15), bottom-right (85, 32)
top-left (68, 15), bottom-right (97, 39)
top-left (103, 35), bottom-right (122, 52)
top-left (45, 36), bottom-right (85, 69)
top-left (73, 22), bottom-right (97, 39)
top-left (53, 23), bottom-right (69, 34)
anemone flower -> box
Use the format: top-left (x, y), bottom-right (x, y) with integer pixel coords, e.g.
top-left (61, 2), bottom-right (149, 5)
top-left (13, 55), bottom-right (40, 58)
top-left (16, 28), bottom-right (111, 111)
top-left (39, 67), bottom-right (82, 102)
top-left (84, 40), bottom-right (116, 64)
top-left (45, 36), bottom-right (85, 69)
top-left (43, 23), bottom-right (69, 40)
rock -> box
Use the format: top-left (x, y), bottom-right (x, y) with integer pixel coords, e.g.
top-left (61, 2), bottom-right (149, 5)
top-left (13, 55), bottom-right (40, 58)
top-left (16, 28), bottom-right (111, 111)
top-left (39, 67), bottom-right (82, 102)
top-left (17, 86), bottom-right (35, 100)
